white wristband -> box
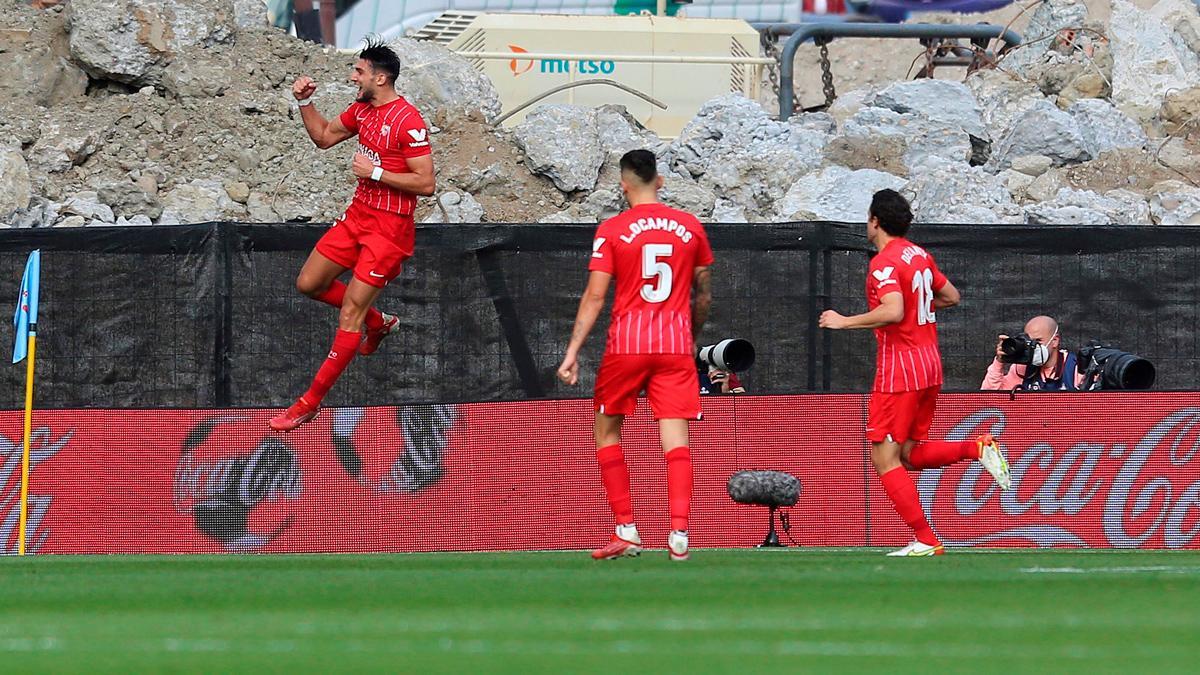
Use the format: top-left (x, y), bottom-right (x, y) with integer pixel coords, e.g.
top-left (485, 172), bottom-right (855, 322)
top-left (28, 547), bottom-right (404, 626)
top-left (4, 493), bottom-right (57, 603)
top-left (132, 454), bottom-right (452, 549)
top-left (370, 166), bottom-right (384, 182)
top-left (296, 98), bottom-right (312, 107)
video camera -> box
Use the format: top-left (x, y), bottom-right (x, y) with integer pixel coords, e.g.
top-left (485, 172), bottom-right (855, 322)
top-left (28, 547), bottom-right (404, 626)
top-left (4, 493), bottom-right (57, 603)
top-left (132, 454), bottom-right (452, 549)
top-left (1075, 342), bottom-right (1156, 391)
top-left (698, 338), bottom-right (755, 372)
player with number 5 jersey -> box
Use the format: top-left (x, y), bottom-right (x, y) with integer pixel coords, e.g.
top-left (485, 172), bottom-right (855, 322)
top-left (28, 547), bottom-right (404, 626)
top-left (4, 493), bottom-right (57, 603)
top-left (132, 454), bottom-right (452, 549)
top-left (558, 149), bottom-right (713, 563)
top-left (820, 190), bottom-right (1011, 557)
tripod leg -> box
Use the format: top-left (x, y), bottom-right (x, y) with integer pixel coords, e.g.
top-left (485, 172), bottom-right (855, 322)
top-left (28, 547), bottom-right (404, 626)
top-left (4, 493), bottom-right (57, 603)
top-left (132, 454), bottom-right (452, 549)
top-left (758, 506), bottom-right (785, 547)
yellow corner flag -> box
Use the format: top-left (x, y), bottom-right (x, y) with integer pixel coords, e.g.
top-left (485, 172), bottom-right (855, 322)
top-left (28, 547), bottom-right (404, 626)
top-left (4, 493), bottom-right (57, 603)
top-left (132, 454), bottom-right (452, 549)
top-left (13, 250), bottom-right (40, 556)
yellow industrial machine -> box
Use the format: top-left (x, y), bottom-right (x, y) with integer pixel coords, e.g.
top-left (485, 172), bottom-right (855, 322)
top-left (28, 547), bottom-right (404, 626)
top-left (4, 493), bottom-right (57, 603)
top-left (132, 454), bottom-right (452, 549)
top-left (425, 12), bottom-right (769, 137)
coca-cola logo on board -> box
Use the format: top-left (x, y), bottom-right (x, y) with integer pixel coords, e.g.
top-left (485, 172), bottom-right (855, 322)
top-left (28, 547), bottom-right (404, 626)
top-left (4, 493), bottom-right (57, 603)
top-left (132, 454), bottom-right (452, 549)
top-left (918, 407), bottom-right (1200, 548)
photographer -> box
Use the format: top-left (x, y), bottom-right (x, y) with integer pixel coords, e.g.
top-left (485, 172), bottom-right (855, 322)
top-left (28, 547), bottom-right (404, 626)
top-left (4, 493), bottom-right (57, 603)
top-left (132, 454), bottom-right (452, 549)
top-left (981, 315), bottom-right (1085, 391)
top-left (699, 366), bottom-right (746, 395)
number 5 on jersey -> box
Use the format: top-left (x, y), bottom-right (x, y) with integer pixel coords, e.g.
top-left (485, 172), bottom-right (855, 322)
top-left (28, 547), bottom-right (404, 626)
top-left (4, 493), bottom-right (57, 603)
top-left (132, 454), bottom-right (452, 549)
top-left (641, 244), bottom-right (673, 303)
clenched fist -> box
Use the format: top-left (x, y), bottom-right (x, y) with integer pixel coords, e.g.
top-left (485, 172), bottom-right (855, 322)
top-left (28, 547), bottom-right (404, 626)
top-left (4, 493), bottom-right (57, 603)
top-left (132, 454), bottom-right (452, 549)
top-left (292, 76), bottom-right (317, 101)
top-left (352, 153), bottom-right (376, 179)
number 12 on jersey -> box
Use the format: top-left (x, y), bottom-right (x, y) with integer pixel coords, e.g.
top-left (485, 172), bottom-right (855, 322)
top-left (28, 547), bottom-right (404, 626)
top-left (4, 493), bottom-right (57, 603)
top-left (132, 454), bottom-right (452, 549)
top-left (641, 244), bottom-right (673, 303)
top-left (911, 267), bottom-right (936, 325)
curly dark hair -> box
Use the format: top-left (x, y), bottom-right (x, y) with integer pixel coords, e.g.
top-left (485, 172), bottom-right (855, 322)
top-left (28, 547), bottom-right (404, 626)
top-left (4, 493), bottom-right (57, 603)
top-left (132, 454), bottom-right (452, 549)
top-left (869, 189), bottom-right (913, 237)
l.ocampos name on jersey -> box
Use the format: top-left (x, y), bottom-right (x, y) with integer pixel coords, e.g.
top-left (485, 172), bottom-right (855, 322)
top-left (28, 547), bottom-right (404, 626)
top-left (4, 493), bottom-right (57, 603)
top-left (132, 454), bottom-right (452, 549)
top-left (618, 217), bottom-right (696, 244)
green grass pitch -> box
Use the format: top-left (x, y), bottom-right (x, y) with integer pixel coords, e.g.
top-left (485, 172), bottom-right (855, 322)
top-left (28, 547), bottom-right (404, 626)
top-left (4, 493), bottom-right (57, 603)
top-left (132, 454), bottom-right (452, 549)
top-left (1, 549), bottom-right (1197, 673)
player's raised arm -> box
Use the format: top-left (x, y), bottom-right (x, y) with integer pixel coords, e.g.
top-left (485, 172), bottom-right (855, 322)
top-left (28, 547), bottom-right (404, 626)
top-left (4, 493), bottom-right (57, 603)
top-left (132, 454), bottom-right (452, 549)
top-left (292, 76), bottom-right (356, 149)
top-left (691, 266), bottom-right (712, 343)
top-left (558, 271), bottom-right (613, 385)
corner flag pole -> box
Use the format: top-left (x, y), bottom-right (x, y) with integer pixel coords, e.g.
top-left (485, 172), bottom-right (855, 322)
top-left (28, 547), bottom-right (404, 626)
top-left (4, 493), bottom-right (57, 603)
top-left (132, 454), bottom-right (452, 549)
top-left (17, 327), bottom-right (35, 556)
top-left (13, 250), bottom-right (40, 556)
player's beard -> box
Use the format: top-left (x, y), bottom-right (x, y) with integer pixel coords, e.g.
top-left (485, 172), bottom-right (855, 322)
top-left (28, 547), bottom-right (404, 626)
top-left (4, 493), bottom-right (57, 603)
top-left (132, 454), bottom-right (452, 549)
top-left (355, 84), bottom-right (374, 104)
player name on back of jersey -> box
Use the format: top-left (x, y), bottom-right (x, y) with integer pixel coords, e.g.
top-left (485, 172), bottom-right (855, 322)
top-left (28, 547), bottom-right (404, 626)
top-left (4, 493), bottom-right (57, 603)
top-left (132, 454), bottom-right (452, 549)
top-left (618, 216), bottom-right (696, 244)
top-left (900, 244), bottom-right (928, 265)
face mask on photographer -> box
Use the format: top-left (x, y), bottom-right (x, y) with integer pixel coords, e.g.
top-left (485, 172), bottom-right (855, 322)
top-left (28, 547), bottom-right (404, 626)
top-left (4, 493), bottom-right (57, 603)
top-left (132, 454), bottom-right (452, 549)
top-left (1030, 327), bottom-right (1058, 367)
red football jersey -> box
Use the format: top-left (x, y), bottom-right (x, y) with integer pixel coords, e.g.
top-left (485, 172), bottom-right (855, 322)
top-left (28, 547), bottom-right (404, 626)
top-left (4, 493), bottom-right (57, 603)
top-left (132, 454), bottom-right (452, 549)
top-left (589, 203), bottom-right (714, 355)
top-left (339, 97), bottom-right (431, 216)
top-left (867, 237), bottom-right (948, 392)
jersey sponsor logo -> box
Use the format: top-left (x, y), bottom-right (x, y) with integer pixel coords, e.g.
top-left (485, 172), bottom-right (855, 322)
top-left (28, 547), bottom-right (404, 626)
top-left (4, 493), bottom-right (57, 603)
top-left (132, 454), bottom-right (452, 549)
top-left (872, 266), bottom-right (896, 286)
top-left (592, 237), bottom-right (606, 258)
top-left (406, 128), bottom-right (429, 147)
top-left (357, 143), bottom-right (382, 165)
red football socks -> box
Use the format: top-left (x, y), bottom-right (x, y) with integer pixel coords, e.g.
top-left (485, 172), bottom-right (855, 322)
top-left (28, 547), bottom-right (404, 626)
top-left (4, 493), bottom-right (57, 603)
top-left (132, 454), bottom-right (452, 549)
top-left (879, 466), bottom-right (939, 546)
top-left (302, 329), bottom-right (361, 406)
top-left (596, 444), bottom-right (634, 526)
top-left (312, 280), bottom-right (385, 331)
top-left (907, 439), bottom-right (979, 469)
top-left (665, 446), bottom-right (692, 532)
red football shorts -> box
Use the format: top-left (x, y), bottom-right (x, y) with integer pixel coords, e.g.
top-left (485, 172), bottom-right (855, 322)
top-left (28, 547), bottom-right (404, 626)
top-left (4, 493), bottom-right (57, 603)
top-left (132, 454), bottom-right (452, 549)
top-left (594, 354), bottom-right (701, 420)
top-left (866, 385), bottom-right (940, 444)
top-left (315, 201), bottom-right (414, 288)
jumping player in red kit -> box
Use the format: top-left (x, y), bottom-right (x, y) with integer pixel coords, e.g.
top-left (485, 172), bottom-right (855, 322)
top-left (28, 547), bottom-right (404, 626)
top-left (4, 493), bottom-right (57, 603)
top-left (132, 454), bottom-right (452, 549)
top-left (820, 190), bottom-right (1011, 556)
top-left (557, 149), bottom-right (714, 562)
top-left (270, 37), bottom-right (435, 432)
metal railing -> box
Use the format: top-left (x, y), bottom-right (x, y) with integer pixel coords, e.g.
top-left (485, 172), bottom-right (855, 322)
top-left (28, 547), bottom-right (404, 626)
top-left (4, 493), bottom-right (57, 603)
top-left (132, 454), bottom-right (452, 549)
top-left (754, 22), bottom-right (1022, 120)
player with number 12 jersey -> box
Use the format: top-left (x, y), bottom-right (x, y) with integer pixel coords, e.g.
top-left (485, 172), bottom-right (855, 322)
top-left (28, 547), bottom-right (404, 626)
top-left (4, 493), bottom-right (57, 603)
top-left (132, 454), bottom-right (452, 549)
top-left (820, 189), bottom-right (1011, 557)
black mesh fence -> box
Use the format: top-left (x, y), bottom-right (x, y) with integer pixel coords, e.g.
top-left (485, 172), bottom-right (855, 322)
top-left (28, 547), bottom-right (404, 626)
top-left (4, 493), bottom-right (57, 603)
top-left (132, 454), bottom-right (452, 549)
top-left (0, 222), bottom-right (1196, 409)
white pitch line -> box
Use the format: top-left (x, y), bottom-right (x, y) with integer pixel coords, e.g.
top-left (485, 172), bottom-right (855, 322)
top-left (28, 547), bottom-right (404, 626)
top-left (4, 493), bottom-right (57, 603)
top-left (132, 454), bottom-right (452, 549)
top-left (1021, 565), bottom-right (1200, 574)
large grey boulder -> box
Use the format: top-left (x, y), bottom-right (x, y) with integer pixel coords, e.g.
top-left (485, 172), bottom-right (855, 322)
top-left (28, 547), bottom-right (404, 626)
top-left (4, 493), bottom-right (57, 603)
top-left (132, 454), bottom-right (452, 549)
top-left (1150, 181), bottom-right (1200, 224)
top-left (1109, 0), bottom-right (1200, 120)
top-left (514, 105), bottom-right (604, 193)
top-left (904, 158), bottom-right (1023, 224)
top-left (65, 0), bottom-right (237, 86)
top-left (965, 70), bottom-right (1045, 141)
top-left (839, 107), bottom-right (972, 173)
top-left (866, 79), bottom-right (989, 162)
top-left (61, 191), bottom-right (116, 224)
top-left (0, 27), bottom-right (88, 108)
top-left (665, 95), bottom-right (828, 217)
top-left (1151, 0), bottom-right (1200, 66)
top-left (27, 118), bottom-right (105, 173)
top-left (6, 197), bottom-right (60, 229)
top-left (1025, 188), bottom-right (1151, 224)
top-left (390, 38), bottom-right (503, 123)
top-left (987, 100), bottom-right (1091, 172)
top-left (1066, 99), bottom-right (1147, 157)
top-left (1001, 0), bottom-right (1090, 74)
top-left (659, 177), bottom-right (717, 218)
top-left (711, 198), bottom-right (747, 223)
top-left (232, 0), bottom-right (268, 29)
top-left (98, 179), bottom-right (164, 220)
top-left (157, 178), bottom-right (244, 224)
top-left (774, 166), bottom-right (906, 222)
top-left (422, 191), bottom-right (485, 223)
top-left (595, 105), bottom-right (661, 157)
top-left (0, 149), bottom-right (32, 221)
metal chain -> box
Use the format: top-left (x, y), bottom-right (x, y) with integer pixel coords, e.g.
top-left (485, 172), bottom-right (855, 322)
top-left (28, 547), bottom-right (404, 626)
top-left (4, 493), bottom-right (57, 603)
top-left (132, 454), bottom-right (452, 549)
top-left (762, 32), bottom-right (782, 101)
top-left (818, 40), bottom-right (836, 109)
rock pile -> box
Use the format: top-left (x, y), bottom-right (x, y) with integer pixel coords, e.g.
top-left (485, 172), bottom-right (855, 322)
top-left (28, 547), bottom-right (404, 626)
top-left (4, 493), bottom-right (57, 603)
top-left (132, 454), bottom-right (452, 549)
top-left (2, 0), bottom-right (1199, 229)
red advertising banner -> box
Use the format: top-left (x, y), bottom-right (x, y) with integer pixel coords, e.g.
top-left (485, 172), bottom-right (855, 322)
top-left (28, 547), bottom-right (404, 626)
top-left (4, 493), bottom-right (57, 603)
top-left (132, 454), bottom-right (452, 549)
top-left (0, 392), bottom-right (1197, 554)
